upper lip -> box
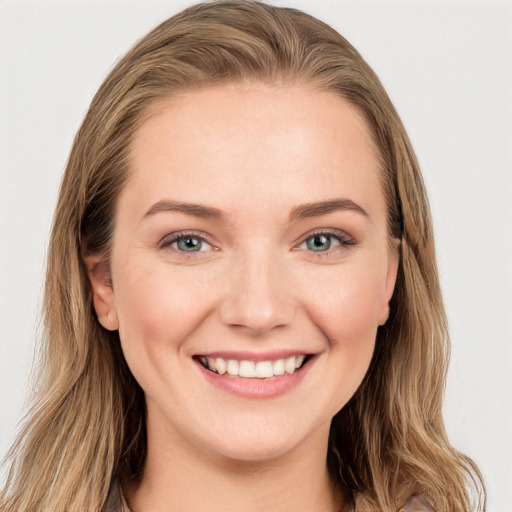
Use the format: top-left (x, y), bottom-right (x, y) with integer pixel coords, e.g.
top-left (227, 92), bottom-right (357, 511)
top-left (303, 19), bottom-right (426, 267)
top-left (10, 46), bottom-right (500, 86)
top-left (193, 350), bottom-right (316, 362)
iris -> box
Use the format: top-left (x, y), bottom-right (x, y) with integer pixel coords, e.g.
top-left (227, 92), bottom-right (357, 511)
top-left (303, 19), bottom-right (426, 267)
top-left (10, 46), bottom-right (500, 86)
top-left (177, 237), bottom-right (203, 252)
top-left (306, 235), bottom-right (332, 252)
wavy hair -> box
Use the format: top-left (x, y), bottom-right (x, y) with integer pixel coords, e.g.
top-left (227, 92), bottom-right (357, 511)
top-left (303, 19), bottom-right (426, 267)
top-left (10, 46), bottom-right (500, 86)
top-left (1, 1), bottom-right (485, 510)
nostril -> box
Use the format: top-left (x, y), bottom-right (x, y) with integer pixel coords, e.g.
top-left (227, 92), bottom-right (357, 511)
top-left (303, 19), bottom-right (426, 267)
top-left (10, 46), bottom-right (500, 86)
top-left (217, 259), bottom-right (296, 334)
top-left (219, 295), bottom-right (295, 334)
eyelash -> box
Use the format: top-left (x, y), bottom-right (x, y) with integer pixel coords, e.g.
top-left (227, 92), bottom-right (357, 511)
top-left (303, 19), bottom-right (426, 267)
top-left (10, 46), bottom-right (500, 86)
top-left (158, 230), bottom-right (217, 258)
top-left (158, 228), bottom-right (355, 259)
top-left (295, 229), bottom-right (355, 255)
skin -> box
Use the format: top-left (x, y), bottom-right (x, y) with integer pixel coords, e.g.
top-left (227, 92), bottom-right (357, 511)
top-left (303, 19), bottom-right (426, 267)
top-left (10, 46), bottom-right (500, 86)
top-left (87, 83), bottom-right (399, 512)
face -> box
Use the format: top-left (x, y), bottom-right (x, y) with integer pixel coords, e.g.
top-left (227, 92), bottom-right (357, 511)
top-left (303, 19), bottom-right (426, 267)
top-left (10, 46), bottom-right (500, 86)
top-left (88, 83), bottom-right (398, 464)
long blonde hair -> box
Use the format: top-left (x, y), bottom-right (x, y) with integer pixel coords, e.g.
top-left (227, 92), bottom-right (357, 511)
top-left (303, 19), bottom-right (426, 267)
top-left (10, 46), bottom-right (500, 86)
top-left (1, 1), bottom-right (485, 510)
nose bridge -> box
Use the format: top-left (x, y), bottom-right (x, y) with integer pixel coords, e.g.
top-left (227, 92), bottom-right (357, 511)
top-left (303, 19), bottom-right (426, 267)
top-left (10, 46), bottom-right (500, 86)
top-left (219, 244), bottom-right (295, 334)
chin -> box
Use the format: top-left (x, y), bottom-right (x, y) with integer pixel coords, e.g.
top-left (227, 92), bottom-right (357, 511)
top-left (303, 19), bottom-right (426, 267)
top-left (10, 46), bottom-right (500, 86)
top-left (211, 433), bottom-right (305, 464)
top-left (191, 409), bottom-right (331, 466)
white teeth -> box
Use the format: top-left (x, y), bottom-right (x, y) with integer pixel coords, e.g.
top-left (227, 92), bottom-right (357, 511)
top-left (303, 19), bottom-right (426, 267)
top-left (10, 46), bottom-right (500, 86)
top-left (272, 359), bottom-right (285, 376)
top-left (255, 361), bottom-right (273, 378)
top-left (239, 360), bottom-right (256, 378)
top-left (284, 356), bottom-right (296, 374)
top-left (200, 355), bottom-right (307, 378)
top-left (227, 359), bottom-right (239, 376)
top-left (215, 357), bottom-right (227, 375)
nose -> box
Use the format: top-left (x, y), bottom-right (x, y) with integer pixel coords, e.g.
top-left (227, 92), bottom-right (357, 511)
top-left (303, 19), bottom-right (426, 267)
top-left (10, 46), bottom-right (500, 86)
top-left (219, 251), bottom-right (295, 335)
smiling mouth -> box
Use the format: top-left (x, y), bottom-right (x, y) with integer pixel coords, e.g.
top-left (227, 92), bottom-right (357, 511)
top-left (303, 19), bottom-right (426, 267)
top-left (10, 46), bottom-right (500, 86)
top-left (195, 355), bottom-right (311, 379)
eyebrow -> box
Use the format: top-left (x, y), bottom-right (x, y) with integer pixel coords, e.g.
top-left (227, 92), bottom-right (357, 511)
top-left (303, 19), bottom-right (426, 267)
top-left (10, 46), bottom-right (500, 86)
top-left (143, 200), bottom-right (224, 220)
top-left (289, 198), bottom-right (369, 221)
top-left (142, 197), bottom-right (368, 222)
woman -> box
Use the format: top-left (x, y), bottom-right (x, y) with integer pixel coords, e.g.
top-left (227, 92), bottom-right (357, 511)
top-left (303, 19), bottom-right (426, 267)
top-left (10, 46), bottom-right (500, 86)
top-left (0, 1), bottom-right (486, 511)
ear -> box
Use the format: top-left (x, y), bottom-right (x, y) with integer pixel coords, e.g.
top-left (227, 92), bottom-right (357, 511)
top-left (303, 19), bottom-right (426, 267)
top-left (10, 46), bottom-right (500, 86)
top-left (84, 255), bottom-right (119, 331)
top-left (378, 238), bottom-right (400, 326)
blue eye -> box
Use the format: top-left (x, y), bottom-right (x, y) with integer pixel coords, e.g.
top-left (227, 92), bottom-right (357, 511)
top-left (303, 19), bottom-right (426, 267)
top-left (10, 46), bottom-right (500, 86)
top-left (298, 230), bottom-right (355, 256)
top-left (158, 232), bottom-right (214, 255)
top-left (306, 234), bottom-right (333, 252)
top-left (176, 236), bottom-right (203, 252)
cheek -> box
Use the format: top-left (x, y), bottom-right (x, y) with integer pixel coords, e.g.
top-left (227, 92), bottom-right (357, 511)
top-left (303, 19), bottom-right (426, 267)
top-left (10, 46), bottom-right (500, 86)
top-left (112, 256), bottom-right (217, 359)
top-left (317, 311), bottom-right (377, 415)
top-left (298, 259), bottom-right (387, 410)
top-left (303, 260), bottom-right (387, 345)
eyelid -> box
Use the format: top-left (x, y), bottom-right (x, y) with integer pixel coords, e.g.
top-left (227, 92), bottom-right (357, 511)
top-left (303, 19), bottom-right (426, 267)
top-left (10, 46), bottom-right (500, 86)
top-left (158, 230), bottom-right (218, 252)
top-left (294, 228), bottom-right (356, 255)
top-left (296, 228), bottom-right (355, 246)
top-left (156, 228), bottom-right (354, 256)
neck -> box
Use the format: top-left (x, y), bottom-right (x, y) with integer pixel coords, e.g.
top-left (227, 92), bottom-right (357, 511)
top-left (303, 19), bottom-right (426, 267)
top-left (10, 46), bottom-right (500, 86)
top-left (126, 418), bottom-right (346, 512)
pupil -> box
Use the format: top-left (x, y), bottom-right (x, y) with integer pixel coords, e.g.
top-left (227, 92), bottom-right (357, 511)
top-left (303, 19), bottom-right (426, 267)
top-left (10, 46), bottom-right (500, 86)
top-left (178, 237), bottom-right (201, 252)
top-left (308, 235), bottom-right (331, 252)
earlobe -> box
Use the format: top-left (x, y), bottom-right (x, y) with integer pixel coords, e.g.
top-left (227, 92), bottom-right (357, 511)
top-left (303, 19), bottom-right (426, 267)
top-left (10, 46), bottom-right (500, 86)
top-left (379, 303), bottom-right (390, 326)
top-left (84, 255), bottom-right (119, 331)
top-left (96, 304), bottom-right (119, 331)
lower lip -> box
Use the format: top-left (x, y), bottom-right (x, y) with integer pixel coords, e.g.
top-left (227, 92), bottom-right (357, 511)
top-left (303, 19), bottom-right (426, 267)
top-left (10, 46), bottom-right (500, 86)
top-left (195, 358), bottom-right (314, 399)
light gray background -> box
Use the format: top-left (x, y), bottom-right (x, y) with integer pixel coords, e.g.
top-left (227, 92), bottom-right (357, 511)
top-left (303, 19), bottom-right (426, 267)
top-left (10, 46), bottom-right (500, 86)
top-left (1, 1), bottom-right (510, 509)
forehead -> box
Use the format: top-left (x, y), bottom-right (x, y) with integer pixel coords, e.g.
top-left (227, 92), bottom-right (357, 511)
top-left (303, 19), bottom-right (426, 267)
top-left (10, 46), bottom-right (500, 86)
top-left (123, 83), bottom-right (385, 221)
